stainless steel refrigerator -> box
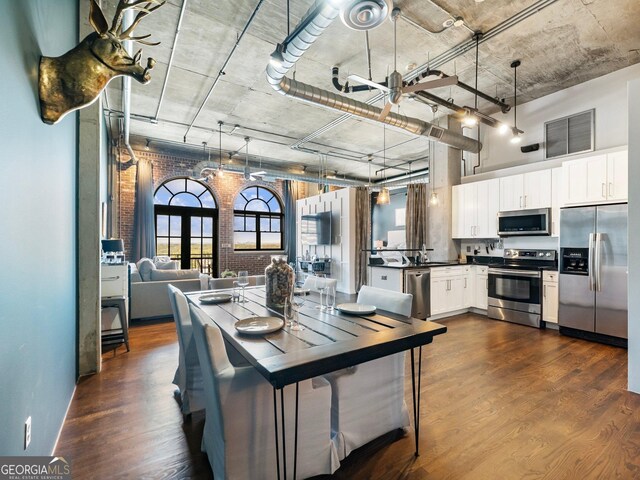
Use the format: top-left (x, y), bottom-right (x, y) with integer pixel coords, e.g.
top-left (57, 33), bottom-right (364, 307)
top-left (559, 204), bottom-right (627, 342)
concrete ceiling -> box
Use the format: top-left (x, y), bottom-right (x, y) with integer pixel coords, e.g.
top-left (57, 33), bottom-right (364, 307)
top-left (99, 0), bottom-right (640, 181)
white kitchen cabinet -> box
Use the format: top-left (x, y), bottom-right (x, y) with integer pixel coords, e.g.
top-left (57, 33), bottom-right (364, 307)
top-left (606, 150), bottom-right (628, 202)
top-left (551, 167), bottom-right (562, 237)
top-left (473, 266), bottom-right (488, 310)
top-left (500, 171), bottom-right (552, 211)
top-left (562, 151), bottom-right (627, 206)
top-left (369, 266), bottom-right (404, 293)
top-left (542, 271), bottom-right (559, 323)
top-left (463, 266), bottom-right (474, 308)
top-left (430, 267), bottom-right (465, 316)
top-left (452, 178), bottom-right (499, 238)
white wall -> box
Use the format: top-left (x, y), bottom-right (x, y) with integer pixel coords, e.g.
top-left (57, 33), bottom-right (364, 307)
top-left (297, 188), bottom-right (357, 294)
top-left (627, 79), bottom-right (640, 394)
top-left (467, 63), bottom-right (640, 174)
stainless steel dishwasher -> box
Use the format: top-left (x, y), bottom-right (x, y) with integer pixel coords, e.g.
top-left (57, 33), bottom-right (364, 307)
top-left (404, 269), bottom-right (430, 320)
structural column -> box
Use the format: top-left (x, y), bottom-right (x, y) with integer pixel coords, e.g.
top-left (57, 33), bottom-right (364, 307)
top-left (77, 0), bottom-right (103, 375)
top-left (427, 116), bottom-right (462, 262)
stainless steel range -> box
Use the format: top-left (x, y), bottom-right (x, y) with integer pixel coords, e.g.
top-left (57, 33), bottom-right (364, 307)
top-left (487, 249), bottom-right (557, 328)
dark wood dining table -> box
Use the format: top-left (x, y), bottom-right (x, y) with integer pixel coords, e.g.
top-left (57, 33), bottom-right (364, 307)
top-left (185, 286), bottom-right (447, 480)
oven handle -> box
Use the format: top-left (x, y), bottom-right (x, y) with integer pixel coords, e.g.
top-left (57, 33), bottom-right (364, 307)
top-left (488, 268), bottom-right (540, 278)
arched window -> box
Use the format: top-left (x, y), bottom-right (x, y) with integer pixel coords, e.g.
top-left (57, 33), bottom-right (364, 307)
top-left (154, 177), bottom-right (218, 274)
top-left (233, 186), bottom-right (283, 251)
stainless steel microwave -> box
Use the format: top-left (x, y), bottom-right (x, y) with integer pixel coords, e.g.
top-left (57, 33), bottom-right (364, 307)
top-left (497, 208), bottom-right (551, 237)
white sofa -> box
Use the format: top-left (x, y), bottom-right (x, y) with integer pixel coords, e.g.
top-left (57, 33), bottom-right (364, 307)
top-left (130, 258), bottom-right (208, 320)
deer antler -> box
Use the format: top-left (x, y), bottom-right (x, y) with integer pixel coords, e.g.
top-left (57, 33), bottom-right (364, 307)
top-left (109, 0), bottom-right (164, 37)
top-left (119, 1), bottom-right (165, 40)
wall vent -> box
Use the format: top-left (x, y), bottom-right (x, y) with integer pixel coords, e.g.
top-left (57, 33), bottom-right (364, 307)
top-left (429, 126), bottom-right (445, 139)
top-left (544, 109), bottom-right (594, 159)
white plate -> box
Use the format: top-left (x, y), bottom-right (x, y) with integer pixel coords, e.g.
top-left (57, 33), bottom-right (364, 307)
top-left (235, 316), bottom-right (284, 335)
top-left (199, 293), bottom-right (233, 304)
top-left (336, 303), bottom-right (376, 315)
top-left (294, 288), bottom-right (311, 295)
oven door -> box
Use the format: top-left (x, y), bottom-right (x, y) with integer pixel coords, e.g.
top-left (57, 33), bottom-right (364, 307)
top-left (488, 268), bottom-right (541, 313)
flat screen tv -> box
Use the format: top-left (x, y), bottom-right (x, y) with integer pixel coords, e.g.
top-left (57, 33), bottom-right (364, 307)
top-left (301, 212), bottom-right (332, 245)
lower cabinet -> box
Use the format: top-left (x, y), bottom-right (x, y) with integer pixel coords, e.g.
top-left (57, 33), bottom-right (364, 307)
top-left (542, 271), bottom-right (559, 323)
top-left (430, 267), bottom-right (465, 316)
top-left (463, 266), bottom-right (474, 308)
top-left (473, 266), bottom-right (488, 310)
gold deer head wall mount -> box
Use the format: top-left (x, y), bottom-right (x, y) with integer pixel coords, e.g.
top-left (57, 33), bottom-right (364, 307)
top-left (39, 0), bottom-right (165, 124)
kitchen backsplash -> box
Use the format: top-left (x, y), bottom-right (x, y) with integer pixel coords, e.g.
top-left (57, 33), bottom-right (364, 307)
top-left (459, 236), bottom-right (559, 257)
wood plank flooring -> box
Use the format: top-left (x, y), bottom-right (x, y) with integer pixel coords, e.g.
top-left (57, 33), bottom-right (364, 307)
top-left (55, 314), bottom-right (640, 479)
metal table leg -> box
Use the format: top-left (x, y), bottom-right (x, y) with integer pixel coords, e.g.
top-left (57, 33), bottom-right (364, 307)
top-left (410, 346), bottom-right (423, 457)
top-left (274, 384), bottom-right (300, 480)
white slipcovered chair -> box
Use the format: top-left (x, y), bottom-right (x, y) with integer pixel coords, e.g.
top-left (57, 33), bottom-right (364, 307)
top-left (168, 284), bottom-right (205, 415)
top-left (189, 305), bottom-right (340, 479)
top-left (324, 285), bottom-right (413, 460)
top-left (301, 276), bottom-right (337, 292)
top-left (168, 285), bottom-right (250, 416)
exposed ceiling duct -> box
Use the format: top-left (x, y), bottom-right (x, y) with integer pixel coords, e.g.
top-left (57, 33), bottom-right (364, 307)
top-left (339, 0), bottom-right (391, 31)
top-left (265, 0), bottom-right (482, 154)
top-left (193, 160), bottom-right (367, 187)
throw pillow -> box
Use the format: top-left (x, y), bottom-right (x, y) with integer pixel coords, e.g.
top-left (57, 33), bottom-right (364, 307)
top-left (156, 260), bottom-right (179, 270)
top-left (136, 258), bottom-right (156, 281)
top-left (150, 269), bottom-right (201, 281)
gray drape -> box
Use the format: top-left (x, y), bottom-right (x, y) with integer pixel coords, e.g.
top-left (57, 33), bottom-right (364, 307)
top-left (132, 159), bottom-right (156, 261)
top-left (283, 180), bottom-right (301, 264)
top-left (354, 186), bottom-right (371, 291)
top-left (405, 183), bottom-right (428, 251)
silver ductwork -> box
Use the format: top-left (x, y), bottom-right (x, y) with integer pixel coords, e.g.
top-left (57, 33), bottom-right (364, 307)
top-left (193, 162), bottom-right (366, 187)
top-left (266, 0), bottom-right (482, 154)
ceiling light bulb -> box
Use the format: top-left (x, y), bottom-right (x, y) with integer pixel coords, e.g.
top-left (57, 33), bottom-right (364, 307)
top-left (498, 123), bottom-right (510, 135)
top-left (376, 187), bottom-right (391, 205)
top-left (217, 165), bottom-right (224, 178)
top-left (453, 16), bottom-right (465, 27)
top-left (463, 114), bottom-right (478, 127)
top-left (510, 133), bottom-right (522, 144)
top-left (429, 192), bottom-right (439, 206)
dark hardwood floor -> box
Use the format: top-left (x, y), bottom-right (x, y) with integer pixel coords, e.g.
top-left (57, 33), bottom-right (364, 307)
top-left (56, 315), bottom-right (640, 479)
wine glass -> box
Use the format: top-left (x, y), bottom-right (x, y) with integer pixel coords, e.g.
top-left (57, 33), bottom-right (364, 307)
top-left (284, 297), bottom-right (295, 328)
top-left (290, 290), bottom-right (306, 331)
top-left (237, 271), bottom-right (249, 303)
top-left (325, 285), bottom-right (336, 312)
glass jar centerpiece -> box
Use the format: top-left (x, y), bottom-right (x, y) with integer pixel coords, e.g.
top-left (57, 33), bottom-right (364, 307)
top-left (265, 255), bottom-right (294, 310)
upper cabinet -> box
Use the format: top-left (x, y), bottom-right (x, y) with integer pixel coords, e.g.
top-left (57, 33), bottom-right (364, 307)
top-left (499, 170), bottom-right (552, 211)
top-left (452, 178), bottom-right (499, 239)
top-left (562, 150), bottom-right (627, 206)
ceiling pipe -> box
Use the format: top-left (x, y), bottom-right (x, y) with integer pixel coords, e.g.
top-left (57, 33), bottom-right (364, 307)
top-left (291, 0), bottom-right (558, 149)
top-left (122, 9), bottom-right (137, 163)
top-left (154, 0), bottom-right (188, 121)
top-left (194, 161), bottom-right (367, 187)
top-left (266, 0), bottom-right (481, 153)
top-left (182, 0), bottom-right (267, 143)
top-left (408, 68), bottom-right (510, 113)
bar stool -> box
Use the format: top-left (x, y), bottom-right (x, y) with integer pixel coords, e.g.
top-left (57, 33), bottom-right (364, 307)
top-left (101, 296), bottom-right (130, 352)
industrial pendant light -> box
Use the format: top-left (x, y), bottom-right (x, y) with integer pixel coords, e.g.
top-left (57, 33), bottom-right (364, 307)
top-left (462, 33), bottom-right (481, 127)
top-left (376, 122), bottom-right (390, 205)
top-left (510, 60), bottom-right (522, 144)
top-left (429, 141), bottom-right (439, 206)
top-left (217, 121), bottom-right (224, 177)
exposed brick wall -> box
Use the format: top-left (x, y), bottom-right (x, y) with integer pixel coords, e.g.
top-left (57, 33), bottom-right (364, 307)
top-left (116, 148), bottom-right (313, 276)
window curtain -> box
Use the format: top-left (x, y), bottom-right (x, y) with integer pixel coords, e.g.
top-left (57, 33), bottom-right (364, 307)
top-left (283, 180), bottom-right (301, 264)
top-left (355, 186), bottom-right (371, 291)
top-left (405, 183), bottom-right (428, 251)
top-left (132, 159), bottom-right (156, 261)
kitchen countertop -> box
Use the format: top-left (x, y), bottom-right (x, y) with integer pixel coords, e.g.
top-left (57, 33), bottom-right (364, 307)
top-left (368, 262), bottom-right (461, 270)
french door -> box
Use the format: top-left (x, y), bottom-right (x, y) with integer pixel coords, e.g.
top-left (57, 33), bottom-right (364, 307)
top-left (155, 205), bottom-right (218, 275)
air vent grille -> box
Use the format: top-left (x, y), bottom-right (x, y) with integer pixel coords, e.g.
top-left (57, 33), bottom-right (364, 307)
top-left (545, 109), bottom-right (594, 159)
top-left (429, 126), bottom-right (445, 139)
